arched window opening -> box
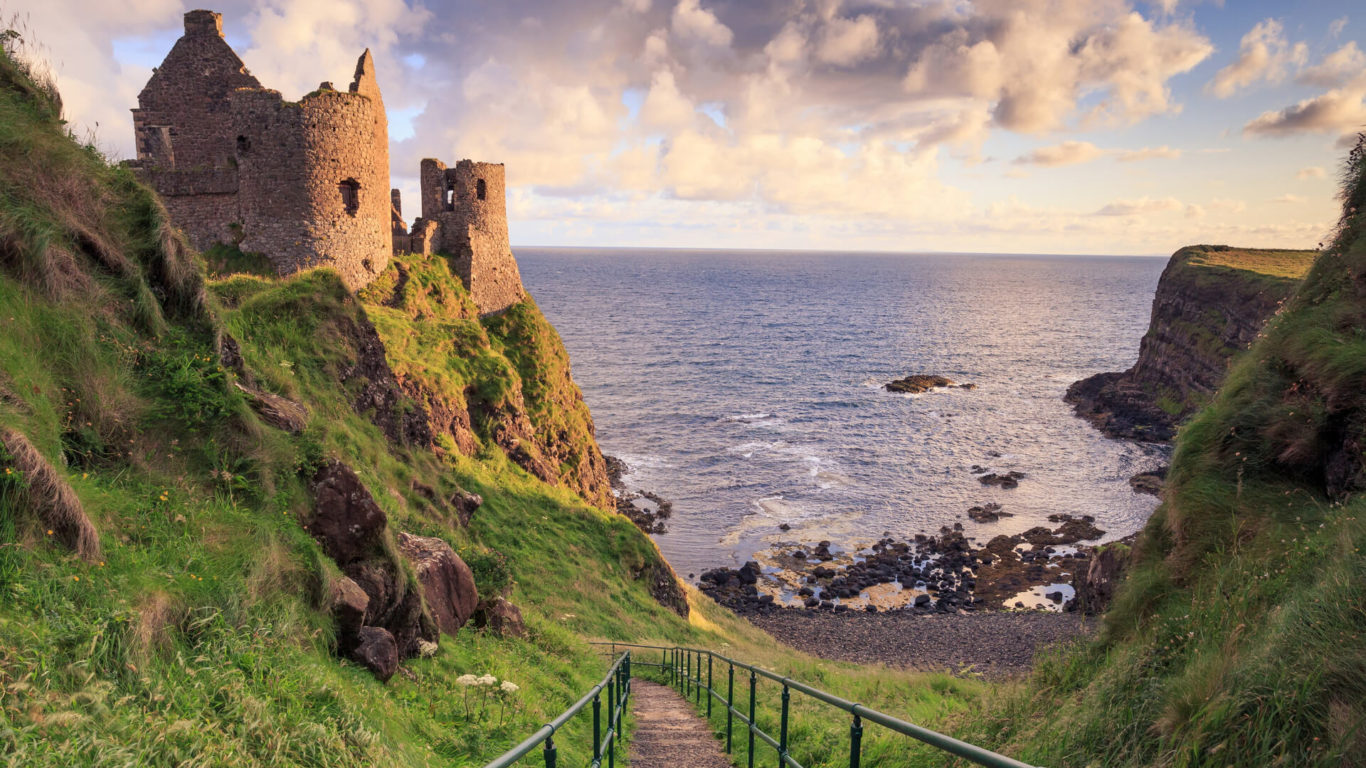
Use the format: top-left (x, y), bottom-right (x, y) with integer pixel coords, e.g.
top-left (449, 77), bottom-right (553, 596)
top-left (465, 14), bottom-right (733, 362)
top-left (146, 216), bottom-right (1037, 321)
top-left (476, 178), bottom-right (487, 201)
top-left (339, 178), bottom-right (360, 216)
top-left (443, 182), bottom-right (455, 211)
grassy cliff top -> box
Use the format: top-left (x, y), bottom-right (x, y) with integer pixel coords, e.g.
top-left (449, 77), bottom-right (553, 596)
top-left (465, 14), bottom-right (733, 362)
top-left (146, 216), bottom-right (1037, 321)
top-left (1177, 244), bottom-right (1318, 281)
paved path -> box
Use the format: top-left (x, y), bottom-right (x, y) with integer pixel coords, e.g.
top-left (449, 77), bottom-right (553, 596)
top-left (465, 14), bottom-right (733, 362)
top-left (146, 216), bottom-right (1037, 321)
top-left (629, 680), bottom-right (731, 768)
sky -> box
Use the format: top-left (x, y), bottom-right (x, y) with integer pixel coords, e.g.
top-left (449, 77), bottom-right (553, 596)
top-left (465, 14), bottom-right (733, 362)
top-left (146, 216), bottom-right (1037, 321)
top-left (14, 0), bottom-right (1366, 254)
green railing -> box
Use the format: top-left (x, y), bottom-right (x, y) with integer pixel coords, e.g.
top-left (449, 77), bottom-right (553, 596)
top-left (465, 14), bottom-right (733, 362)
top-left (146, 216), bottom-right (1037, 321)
top-left (595, 642), bottom-right (1041, 768)
top-left (482, 651), bottom-right (632, 768)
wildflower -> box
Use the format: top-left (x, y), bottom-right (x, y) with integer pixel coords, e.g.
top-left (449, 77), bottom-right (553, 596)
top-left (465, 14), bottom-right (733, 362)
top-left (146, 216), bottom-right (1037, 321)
top-left (456, 674), bottom-right (479, 687)
top-left (73, 576), bottom-right (79, 582)
top-left (4, 467), bottom-right (10, 474)
top-left (418, 640), bottom-right (438, 658)
top-left (500, 681), bottom-right (519, 694)
top-left (478, 674), bottom-right (498, 686)
top-left (46, 529), bottom-right (53, 536)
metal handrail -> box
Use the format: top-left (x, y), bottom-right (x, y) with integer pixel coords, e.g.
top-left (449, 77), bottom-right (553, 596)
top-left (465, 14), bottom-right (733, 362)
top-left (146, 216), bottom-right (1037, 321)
top-left (482, 651), bottom-right (632, 768)
top-left (591, 641), bottom-right (1041, 768)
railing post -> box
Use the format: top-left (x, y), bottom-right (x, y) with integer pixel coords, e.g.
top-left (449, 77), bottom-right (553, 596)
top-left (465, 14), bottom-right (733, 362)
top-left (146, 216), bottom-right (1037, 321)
top-left (726, 662), bottom-right (734, 753)
top-left (617, 664), bottom-right (624, 745)
top-left (779, 683), bottom-right (790, 768)
top-left (544, 732), bottom-right (557, 768)
top-left (707, 654), bottom-right (713, 718)
top-left (592, 694), bottom-right (602, 766)
top-left (686, 650), bottom-right (692, 698)
top-left (747, 669), bottom-right (757, 768)
top-left (849, 712), bottom-right (863, 768)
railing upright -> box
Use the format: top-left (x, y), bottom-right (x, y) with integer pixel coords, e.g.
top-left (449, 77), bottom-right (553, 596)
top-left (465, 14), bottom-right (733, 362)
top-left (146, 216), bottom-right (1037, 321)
top-left (747, 669), bottom-right (757, 768)
top-left (707, 654), bottom-right (713, 718)
top-left (849, 712), bottom-right (863, 768)
top-left (779, 683), bottom-right (790, 768)
top-left (592, 693), bottom-right (601, 766)
top-left (726, 661), bottom-right (735, 753)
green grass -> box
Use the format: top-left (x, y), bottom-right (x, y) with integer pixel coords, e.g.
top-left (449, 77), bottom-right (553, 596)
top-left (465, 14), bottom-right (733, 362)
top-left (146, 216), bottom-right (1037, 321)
top-left (0, 42), bottom-right (996, 768)
top-left (1181, 246), bottom-right (1318, 282)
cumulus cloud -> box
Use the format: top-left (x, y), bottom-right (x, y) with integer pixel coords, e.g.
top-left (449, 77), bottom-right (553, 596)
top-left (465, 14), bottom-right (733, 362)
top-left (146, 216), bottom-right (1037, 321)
top-left (1243, 86), bottom-right (1366, 139)
top-left (671, 0), bottom-right (732, 48)
top-left (1207, 19), bottom-right (1307, 98)
top-left (1014, 141), bottom-right (1104, 167)
top-left (815, 13), bottom-right (878, 67)
top-left (1297, 42), bottom-right (1366, 88)
top-left (1117, 145), bottom-right (1181, 162)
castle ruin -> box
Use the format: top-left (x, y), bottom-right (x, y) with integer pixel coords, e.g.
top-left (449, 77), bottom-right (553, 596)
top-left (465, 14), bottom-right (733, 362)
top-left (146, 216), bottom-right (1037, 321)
top-left (132, 10), bottom-right (524, 314)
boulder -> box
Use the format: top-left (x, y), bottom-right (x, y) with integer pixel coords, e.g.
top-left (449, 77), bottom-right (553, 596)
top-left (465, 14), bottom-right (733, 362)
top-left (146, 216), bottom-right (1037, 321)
top-left (1070, 539), bottom-right (1132, 614)
top-left (397, 532), bottom-right (478, 636)
top-left (473, 597), bottom-right (528, 639)
top-left (331, 576), bottom-right (370, 640)
top-left (351, 626), bottom-right (399, 682)
top-left (452, 489), bottom-right (483, 527)
top-left (307, 461), bottom-right (387, 565)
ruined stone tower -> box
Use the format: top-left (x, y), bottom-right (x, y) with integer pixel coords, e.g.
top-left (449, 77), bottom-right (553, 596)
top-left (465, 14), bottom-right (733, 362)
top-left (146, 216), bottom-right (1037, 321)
top-left (131, 11), bottom-right (391, 289)
top-left (409, 159), bottom-right (525, 315)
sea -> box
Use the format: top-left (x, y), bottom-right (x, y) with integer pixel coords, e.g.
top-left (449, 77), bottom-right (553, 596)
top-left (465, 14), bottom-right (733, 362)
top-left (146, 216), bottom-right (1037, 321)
top-left (518, 248), bottom-right (1170, 581)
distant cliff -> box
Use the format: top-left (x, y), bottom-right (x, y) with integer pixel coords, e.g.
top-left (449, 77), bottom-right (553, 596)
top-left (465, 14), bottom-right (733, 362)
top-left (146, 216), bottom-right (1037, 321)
top-left (1066, 245), bottom-right (1316, 441)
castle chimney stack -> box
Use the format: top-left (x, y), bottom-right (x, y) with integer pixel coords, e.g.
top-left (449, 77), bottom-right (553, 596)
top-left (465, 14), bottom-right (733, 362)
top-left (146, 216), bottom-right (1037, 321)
top-left (184, 10), bottom-right (224, 38)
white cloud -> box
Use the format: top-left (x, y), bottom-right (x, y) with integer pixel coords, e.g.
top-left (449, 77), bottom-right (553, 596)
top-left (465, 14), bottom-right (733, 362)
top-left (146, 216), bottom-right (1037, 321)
top-left (1297, 42), bottom-right (1366, 88)
top-left (1117, 145), bottom-right (1182, 162)
top-left (1243, 85), bottom-right (1366, 139)
top-left (1014, 141), bottom-right (1104, 167)
top-left (640, 69), bottom-right (697, 129)
top-left (1207, 19), bottom-right (1307, 98)
top-left (671, 0), bottom-right (732, 48)
top-left (1270, 194), bottom-right (1306, 204)
top-left (815, 14), bottom-right (879, 67)
top-left (1329, 17), bottom-right (1348, 39)
top-left (1297, 166), bottom-right (1326, 180)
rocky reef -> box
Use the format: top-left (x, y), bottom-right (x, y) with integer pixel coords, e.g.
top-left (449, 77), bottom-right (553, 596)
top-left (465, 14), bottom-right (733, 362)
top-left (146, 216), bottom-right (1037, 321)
top-left (1066, 245), bottom-right (1315, 442)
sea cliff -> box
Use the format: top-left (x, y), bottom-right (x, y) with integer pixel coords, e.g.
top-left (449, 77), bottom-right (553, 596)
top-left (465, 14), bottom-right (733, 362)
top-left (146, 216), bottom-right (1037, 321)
top-left (1065, 245), bottom-right (1315, 441)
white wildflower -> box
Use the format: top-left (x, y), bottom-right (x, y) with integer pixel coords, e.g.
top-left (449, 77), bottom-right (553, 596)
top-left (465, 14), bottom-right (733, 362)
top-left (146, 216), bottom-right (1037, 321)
top-left (478, 674), bottom-right (498, 686)
top-left (456, 674), bottom-right (479, 686)
top-left (500, 681), bottom-right (519, 694)
top-left (418, 640), bottom-right (439, 658)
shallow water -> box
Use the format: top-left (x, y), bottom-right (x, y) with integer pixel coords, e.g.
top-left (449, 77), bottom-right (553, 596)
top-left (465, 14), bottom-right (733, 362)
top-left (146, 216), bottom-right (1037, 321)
top-left (519, 248), bottom-right (1168, 580)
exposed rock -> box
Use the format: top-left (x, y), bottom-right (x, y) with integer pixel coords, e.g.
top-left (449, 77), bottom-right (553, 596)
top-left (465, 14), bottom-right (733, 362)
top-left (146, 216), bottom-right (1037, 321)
top-left (473, 597), bottom-right (528, 639)
top-left (967, 503), bottom-right (1011, 522)
top-left (234, 382), bottom-right (307, 434)
top-left (337, 310), bottom-right (433, 448)
top-left (1129, 467), bottom-right (1168, 496)
top-left (977, 470), bottom-right (1026, 489)
top-left (1066, 245), bottom-right (1312, 442)
top-left (1068, 536), bottom-right (1135, 614)
top-left (885, 375), bottom-right (964, 394)
top-left (307, 461), bottom-right (387, 565)
top-left (396, 532), bottom-right (479, 637)
top-left (452, 489), bottom-right (483, 527)
top-left (331, 576), bottom-right (370, 641)
top-left (351, 626), bottom-right (399, 682)
top-left (604, 454), bottom-right (628, 489)
top-left (398, 378), bottom-right (479, 456)
top-left (641, 560), bottom-right (689, 618)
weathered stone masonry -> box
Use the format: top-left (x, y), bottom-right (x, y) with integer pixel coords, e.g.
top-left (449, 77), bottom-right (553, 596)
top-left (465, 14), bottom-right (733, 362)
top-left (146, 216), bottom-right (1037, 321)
top-left (130, 9), bottom-right (527, 313)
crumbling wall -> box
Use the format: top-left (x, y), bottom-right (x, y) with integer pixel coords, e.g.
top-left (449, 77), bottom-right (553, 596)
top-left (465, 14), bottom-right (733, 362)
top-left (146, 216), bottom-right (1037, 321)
top-left (131, 13), bottom-right (391, 287)
top-left (415, 159), bottom-right (524, 315)
top-left (230, 63), bottom-right (390, 289)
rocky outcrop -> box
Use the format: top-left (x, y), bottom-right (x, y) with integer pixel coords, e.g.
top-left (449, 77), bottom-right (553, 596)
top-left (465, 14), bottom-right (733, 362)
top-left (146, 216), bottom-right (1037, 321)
top-left (396, 532), bottom-right (478, 637)
top-left (1067, 535), bottom-right (1136, 615)
top-left (885, 375), bottom-right (974, 394)
top-left (1066, 246), bottom-right (1314, 441)
top-left (337, 311), bottom-right (434, 448)
top-left (308, 461), bottom-right (437, 679)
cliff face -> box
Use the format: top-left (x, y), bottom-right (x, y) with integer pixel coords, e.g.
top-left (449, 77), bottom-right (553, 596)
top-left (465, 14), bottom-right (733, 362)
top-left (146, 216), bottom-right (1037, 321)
top-left (1066, 245), bottom-right (1315, 441)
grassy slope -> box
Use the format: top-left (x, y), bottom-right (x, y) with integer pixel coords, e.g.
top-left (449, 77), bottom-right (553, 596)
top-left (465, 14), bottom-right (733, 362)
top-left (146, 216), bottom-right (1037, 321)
top-left (0, 46), bottom-right (995, 768)
top-left (1181, 246), bottom-right (1317, 283)
top-left (956, 154), bottom-right (1366, 767)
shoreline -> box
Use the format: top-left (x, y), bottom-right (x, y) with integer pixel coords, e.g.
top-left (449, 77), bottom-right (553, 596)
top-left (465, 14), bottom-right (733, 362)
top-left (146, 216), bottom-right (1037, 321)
top-left (747, 609), bottom-right (1095, 678)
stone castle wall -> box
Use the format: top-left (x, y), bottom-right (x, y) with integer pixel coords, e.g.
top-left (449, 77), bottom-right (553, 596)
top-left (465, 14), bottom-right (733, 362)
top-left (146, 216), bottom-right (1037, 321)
top-left (230, 53), bottom-right (390, 289)
top-left (415, 159), bottom-right (524, 315)
top-left (131, 12), bottom-right (390, 288)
